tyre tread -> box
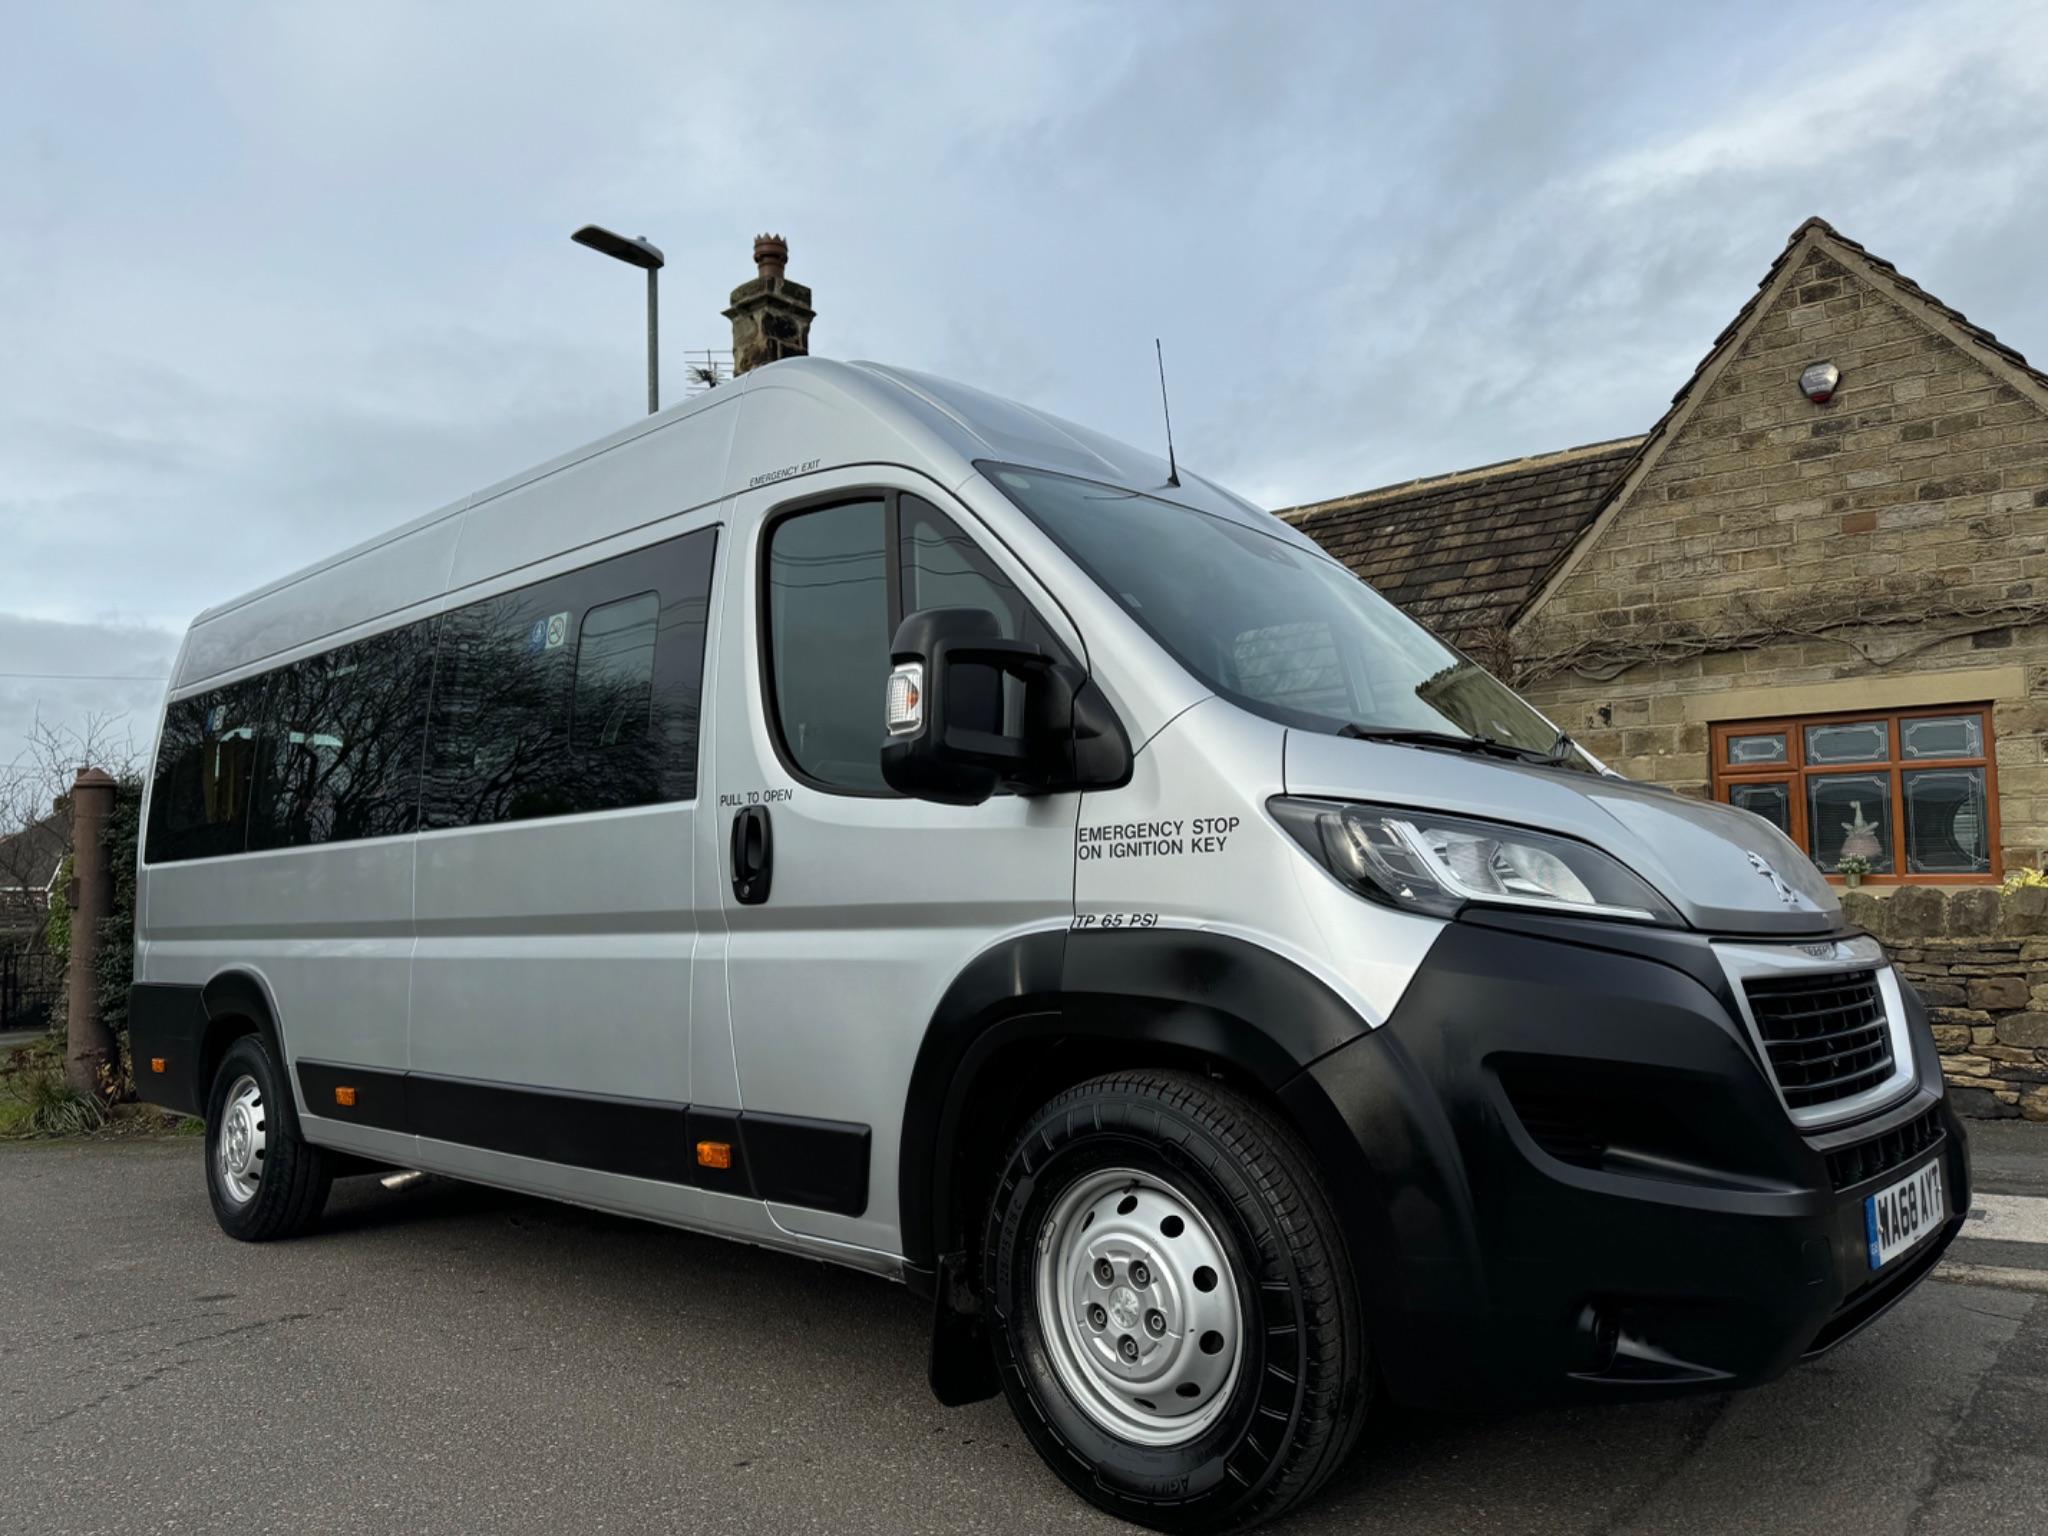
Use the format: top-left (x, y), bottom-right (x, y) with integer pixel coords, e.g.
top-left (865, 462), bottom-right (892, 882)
top-left (986, 1068), bottom-right (1369, 1533)
top-left (207, 1036), bottom-right (333, 1243)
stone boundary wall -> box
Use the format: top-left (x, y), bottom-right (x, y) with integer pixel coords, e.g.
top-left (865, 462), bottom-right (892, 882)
top-left (1839, 885), bottom-right (2048, 1121)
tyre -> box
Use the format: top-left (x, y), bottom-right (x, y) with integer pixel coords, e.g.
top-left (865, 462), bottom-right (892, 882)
top-left (204, 1034), bottom-right (334, 1241)
top-left (983, 1069), bottom-right (1368, 1533)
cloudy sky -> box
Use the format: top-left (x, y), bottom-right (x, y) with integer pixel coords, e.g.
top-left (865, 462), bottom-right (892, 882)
top-left (6, 0), bottom-right (2048, 769)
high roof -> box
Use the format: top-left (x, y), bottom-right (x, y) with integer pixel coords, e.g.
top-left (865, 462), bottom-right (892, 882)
top-left (175, 356), bottom-right (1312, 692)
top-left (1276, 436), bottom-right (1642, 649)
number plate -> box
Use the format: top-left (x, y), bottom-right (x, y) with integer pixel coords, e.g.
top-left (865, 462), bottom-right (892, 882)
top-left (1864, 1159), bottom-right (1945, 1271)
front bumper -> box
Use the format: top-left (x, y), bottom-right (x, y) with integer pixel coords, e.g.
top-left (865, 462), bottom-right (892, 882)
top-left (1284, 909), bottom-right (1970, 1410)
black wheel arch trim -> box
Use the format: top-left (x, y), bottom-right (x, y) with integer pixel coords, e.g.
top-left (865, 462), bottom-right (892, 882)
top-left (129, 970), bottom-right (293, 1121)
top-left (898, 926), bottom-right (1379, 1273)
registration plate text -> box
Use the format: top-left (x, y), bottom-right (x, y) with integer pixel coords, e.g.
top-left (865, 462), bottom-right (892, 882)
top-left (1865, 1159), bottom-right (1944, 1271)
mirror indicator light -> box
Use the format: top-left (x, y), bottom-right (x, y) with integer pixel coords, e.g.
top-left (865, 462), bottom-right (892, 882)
top-left (885, 663), bottom-right (925, 736)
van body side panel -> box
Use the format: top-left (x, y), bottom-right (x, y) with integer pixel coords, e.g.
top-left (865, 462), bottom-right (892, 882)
top-left (441, 394), bottom-right (736, 592)
top-left (409, 807), bottom-right (700, 1103)
top-left (1075, 699), bottom-right (1444, 1030)
top-left (143, 839), bottom-right (417, 1118)
top-left (714, 474), bottom-right (1082, 1256)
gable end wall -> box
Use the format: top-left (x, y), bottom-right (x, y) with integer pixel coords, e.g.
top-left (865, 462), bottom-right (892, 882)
top-left (1515, 243), bottom-right (2048, 871)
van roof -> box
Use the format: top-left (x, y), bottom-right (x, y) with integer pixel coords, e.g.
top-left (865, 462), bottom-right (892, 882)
top-left (174, 358), bottom-right (1278, 692)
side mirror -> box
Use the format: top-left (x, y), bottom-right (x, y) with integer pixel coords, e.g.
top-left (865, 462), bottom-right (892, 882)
top-left (879, 607), bottom-right (1131, 806)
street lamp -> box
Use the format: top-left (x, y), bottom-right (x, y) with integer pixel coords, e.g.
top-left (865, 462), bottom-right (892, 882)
top-left (571, 224), bottom-right (665, 415)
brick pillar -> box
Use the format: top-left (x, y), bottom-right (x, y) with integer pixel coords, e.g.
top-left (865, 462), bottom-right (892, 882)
top-left (724, 234), bottom-right (815, 375)
top-left (64, 767), bottom-right (117, 1100)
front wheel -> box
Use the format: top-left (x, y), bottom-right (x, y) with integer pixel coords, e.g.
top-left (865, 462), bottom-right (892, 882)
top-left (983, 1070), bottom-right (1369, 1533)
top-left (204, 1034), bottom-right (333, 1241)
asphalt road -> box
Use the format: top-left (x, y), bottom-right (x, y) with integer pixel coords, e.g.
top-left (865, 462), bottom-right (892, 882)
top-left (3, 1133), bottom-right (2045, 1536)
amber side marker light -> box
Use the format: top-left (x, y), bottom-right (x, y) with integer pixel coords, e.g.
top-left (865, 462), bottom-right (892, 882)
top-left (149, 1057), bottom-right (167, 1074)
top-left (334, 1086), bottom-right (357, 1108)
top-left (696, 1140), bottom-right (733, 1170)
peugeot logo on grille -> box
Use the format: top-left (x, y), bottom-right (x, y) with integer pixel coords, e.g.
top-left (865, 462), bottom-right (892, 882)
top-left (1747, 851), bottom-right (1805, 907)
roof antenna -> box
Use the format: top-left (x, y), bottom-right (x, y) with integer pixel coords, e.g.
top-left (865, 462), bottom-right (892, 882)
top-left (1154, 338), bottom-right (1181, 487)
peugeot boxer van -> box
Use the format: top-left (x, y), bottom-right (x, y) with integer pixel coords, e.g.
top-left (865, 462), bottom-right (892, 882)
top-left (131, 358), bottom-right (1969, 1532)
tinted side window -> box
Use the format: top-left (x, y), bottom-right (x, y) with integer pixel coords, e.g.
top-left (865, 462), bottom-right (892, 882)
top-left (247, 621), bottom-right (435, 851)
top-left (421, 527), bottom-right (716, 828)
top-left (765, 501), bottom-right (891, 791)
top-left (145, 679), bottom-right (267, 863)
top-left (900, 496), bottom-right (1029, 637)
top-left (899, 495), bottom-right (1071, 740)
top-left (574, 592), bottom-right (659, 750)
top-left (424, 587), bottom-right (578, 826)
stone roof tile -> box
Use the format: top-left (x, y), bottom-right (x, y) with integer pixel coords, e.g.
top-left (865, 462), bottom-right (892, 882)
top-left (1275, 438), bottom-right (1642, 646)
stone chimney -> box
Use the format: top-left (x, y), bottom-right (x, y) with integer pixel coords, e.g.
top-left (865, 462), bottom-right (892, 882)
top-left (724, 234), bottom-right (815, 375)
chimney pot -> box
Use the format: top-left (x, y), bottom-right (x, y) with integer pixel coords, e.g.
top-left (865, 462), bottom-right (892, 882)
top-left (726, 233), bottom-right (814, 375)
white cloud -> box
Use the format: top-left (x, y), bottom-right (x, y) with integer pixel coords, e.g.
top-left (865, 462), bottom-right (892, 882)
top-left (4, 0), bottom-right (2046, 765)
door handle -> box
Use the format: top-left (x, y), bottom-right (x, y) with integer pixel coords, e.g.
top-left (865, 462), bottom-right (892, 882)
top-left (731, 805), bottom-right (773, 905)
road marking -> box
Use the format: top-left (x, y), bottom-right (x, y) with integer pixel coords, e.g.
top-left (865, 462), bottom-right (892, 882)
top-left (1934, 1260), bottom-right (2048, 1294)
top-left (1966, 1194), bottom-right (2048, 1246)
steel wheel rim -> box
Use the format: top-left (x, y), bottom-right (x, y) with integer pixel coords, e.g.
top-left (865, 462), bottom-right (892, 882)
top-left (215, 1074), bottom-right (266, 1206)
top-left (1035, 1166), bottom-right (1245, 1447)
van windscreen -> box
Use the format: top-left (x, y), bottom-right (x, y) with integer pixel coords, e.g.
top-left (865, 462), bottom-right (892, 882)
top-left (983, 462), bottom-right (1577, 761)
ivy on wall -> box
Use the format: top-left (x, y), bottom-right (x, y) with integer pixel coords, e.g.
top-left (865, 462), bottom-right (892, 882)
top-left (40, 779), bottom-right (142, 1086)
top-left (1509, 595), bottom-right (2048, 688)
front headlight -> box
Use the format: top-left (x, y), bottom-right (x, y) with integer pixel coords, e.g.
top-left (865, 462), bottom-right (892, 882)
top-left (1269, 797), bottom-right (1682, 926)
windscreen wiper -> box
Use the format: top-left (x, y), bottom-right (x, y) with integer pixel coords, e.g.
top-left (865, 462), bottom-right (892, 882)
top-left (1335, 723), bottom-right (1549, 764)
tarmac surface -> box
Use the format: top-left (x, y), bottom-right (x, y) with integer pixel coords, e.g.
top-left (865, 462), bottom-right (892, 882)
top-left (2, 1126), bottom-right (2044, 1535)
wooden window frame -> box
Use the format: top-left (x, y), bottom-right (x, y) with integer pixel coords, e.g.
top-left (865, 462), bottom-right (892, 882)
top-left (1711, 704), bottom-right (2001, 885)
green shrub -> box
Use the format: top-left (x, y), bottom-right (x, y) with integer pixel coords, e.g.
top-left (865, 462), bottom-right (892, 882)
top-left (32, 780), bottom-right (142, 1084)
top-left (94, 782), bottom-right (141, 1042)
top-left (0, 1049), bottom-right (109, 1138)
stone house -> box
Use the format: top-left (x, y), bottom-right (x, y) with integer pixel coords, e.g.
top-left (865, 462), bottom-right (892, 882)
top-left (0, 810), bottom-right (66, 1030)
top-left (1284, 217), bottom-right (2048, 881)
top-left (0, 811), bottom-right (65, 929)
top-left (1280, 218), bottom-right (2048, 1118)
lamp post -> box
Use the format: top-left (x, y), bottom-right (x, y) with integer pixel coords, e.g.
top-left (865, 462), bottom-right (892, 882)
top-left (572, 224), bottom-right (665, 415)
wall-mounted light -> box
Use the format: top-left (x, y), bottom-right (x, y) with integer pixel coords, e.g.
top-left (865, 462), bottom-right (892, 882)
top-left (1799, 361), bottom-right (1840, 404)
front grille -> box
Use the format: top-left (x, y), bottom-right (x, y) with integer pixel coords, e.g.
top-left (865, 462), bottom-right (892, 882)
top-left (1825, 1105), bottom-right (1943, 1192)
top-left (1743, 969), bottom-right (1895, 1111)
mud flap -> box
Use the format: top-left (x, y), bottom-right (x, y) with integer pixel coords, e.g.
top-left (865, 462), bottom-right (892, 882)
top-left (929, 1250), bottom-right (999, 1406)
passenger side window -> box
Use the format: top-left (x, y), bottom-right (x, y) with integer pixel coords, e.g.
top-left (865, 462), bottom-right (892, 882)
top-left (764, 491), bottom-right (1066, 793)
top-left (573, 592), bottom-right (659, 749)
top-left (421, 526), bottom-right (717, 828)
top-left (765, 500), bottom-right (892, 792)
top-left (901, 498), bottom-right (1021, 636)
top-left (145, 678), bottom-right (267, 863)
top-left (143, 528), bottom-right (717, 862)
top-left (248, 620), bottom-right (435, 851)
top-left (422, 588), bottom-right (578, 825)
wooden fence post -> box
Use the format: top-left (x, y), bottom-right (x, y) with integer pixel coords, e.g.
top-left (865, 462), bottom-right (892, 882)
top-left (64, 767), bottom-right (117, 1100)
